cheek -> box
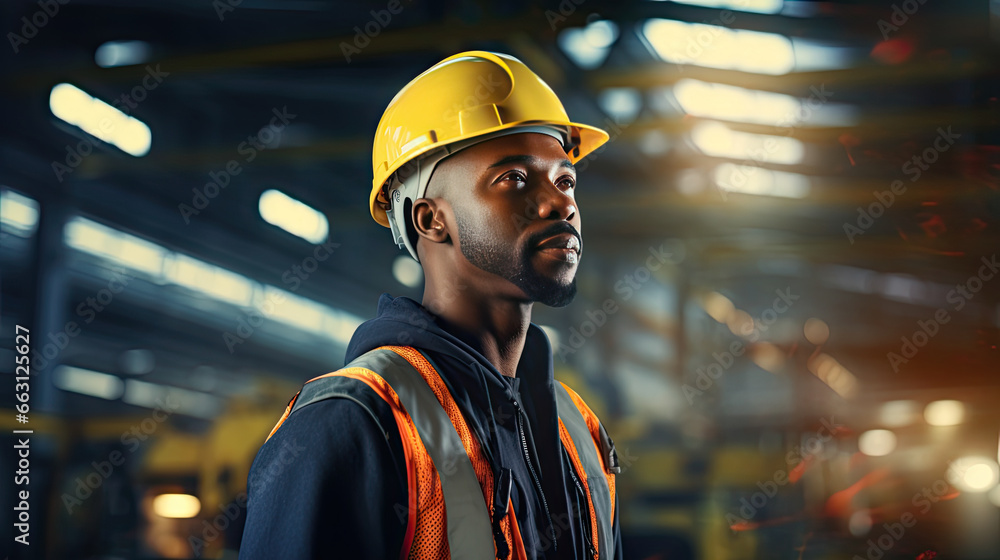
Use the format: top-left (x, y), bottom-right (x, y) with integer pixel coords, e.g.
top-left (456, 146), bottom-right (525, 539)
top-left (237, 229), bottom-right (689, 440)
top-left (470, 194), bottom-right (524, 236)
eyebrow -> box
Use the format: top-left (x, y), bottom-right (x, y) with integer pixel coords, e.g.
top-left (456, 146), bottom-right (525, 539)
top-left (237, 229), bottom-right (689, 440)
top-left (487, 154), bottom-right (576, 172)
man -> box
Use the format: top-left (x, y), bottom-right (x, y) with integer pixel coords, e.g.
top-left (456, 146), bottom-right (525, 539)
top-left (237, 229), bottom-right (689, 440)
top-left (240, 51), bottom-right (622, 559)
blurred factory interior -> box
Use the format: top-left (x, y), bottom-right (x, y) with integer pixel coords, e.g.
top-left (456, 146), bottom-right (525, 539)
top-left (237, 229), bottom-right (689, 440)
top-left (1, 0), bottom-right (999, 558)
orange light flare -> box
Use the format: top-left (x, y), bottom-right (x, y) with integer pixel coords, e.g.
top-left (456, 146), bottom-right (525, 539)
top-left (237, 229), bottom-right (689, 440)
top-left (828, 470), bottom-right (961, 525)
top-left (918, 214), bottom-right (947, 238)
top-left (824, 467), bottom-right (891, 518)
top-left (729, 513), bottom-right (803, 532)
top-left (788, 453), bottom-right (817, 484)
top-left (870, 39), bottom-right (915, 65)
top-left (838, 133), bottom-right (861, 166)
top-left (967, 217), bottom-right (988, 233)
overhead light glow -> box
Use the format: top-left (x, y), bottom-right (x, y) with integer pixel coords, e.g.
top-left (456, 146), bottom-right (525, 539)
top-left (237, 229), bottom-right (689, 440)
top-left (808, 353), bottom-right (859, 398)
top-left (392, 255), bottom-right (423, 288)
top-left (63, 216), bottom-right (363, 348)
top-left (597, 88), bottom-right (642, 125)
top-left (584, 19), bottom-right (619, 48)
top-left (859, 429), bottom-right (897, 457)
top-left (714, 163), bottom-right (810, 198)
top-left (948, 456), bottom-right (999, 493)
top-left (49, 83), bottom-right (151, 157)
top-left (54, 366), bottom-right (124, 400)
top-left (879, 400), bottom-right (920, 428)
top-left (258, 189), bottom-right (329, 244)
top-left (263, 285), bottom-right (324, 331)
top-left (124, 379), bottom-right (223, 419)
top-left (988, 484), bottom-right (1000, 508)
top-left (165, 253), bottom-right (254, 307)
top-left (750, 342), bottom-right (785, 373)
top-left (0, 189), bottom-right (40, 237)
top-left (120, 349), bottom-right (155, 375)
top-left (675, 79), bottom-right (800, 126)
top-left (66, 217), bottom-right (167, 277)
top-left (558, 20), bottom-right (619, 69)
top-left (803, 318), bottom-right (829, 345)
top-left (95, 40), bottom-right (152, 68)
top-left (726, 309), bottom-right (754, 337)
top-left (659, 0), bottom-right (783, 15)
top-left (258, 285), bottom-right (363, 346)
top-left (692, 122), bottom-right (805, 165)
top-left (924, 400), bottom-right (965, 426)
top-left (848, 510), bottom-right (873, 537)
top-left (643, 19), bottom-right (794, 75)
top-left (702, 291), bottom-right (735, 323)
top-left (152, 494), bottom-right (201, 518)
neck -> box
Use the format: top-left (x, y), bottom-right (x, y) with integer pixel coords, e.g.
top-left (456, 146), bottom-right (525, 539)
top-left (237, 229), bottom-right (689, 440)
top-left (422, 276), bottom-right (532, 378)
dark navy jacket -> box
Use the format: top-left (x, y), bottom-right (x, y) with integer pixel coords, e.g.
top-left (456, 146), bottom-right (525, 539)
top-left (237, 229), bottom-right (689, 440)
top-left (240, 294), bottom-right (622, 559)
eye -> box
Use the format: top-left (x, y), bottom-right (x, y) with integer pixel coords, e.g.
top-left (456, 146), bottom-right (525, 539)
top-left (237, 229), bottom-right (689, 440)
top-left (557, 175), bottom-right (576, 191)
top-left (498, 170), bottom-right (527, 187)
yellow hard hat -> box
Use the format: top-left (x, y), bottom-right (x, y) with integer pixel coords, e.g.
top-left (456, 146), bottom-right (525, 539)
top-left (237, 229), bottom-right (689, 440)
top-left (370, 50), bottom-right (610, 231)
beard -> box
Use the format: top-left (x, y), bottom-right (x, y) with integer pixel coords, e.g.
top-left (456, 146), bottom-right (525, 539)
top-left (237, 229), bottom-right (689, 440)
top-left (455, 214), bottom-right (577, 307)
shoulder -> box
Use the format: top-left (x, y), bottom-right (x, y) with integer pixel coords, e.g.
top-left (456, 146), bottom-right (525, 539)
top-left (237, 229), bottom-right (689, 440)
top-left (251, 371), bottom-right (409, 477)
top-left (248, 397), bottom-right (411, 512)
top-left (555, 380), bottom-right (604, 426)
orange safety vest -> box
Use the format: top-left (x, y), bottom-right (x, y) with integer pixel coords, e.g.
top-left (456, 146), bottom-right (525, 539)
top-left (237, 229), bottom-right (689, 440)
top-left (265, 345), bottom-right (619, 560)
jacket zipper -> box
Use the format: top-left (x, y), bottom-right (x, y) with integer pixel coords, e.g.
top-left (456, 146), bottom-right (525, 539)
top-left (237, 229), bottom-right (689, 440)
top-left (512, 398), bottom-right (557, 552)
top-left (566, 452), bottom-right (597, 559)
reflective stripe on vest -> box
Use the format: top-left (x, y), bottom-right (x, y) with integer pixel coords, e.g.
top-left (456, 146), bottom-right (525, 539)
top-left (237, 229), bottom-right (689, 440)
top-left (554, 381), bottom-right (617, 560)
top-left (348, 348), bottom-right (496, 559)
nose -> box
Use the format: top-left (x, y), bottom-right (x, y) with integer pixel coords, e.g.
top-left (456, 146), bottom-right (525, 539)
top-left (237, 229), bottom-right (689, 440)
top-left (533, 182), bottom-right (576, 222)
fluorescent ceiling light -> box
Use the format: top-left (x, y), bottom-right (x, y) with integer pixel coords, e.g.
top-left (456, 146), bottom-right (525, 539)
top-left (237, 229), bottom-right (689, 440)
top-left (714, 163), bottom-right (810, 198)
top-left (858, 429), bottom-right (897, 457)
top-left (63, 216), bottom-right (362, 346)
top-left (152, 494), bottom-right (201, 518)
top-left (49, 83), bottom-right (151, 157)
top-left (948, 457), bottom-right (999, 493)
top-left (0, 188), bottom-right (40, 237)
top-left (692, 121), bottom-right (804, 165)
top-left (655, 0), bottom-right (783, 15)
top-left (675, 79), bottom-right (800, 126)
top-left (65, 217), bottom-right (166, 277)
top-left (924, 400), bottom-right (965, 426)
top-left (644, 18), bottom-right (794, 74)
top-left (124, 379), bottom-right (223, 419)
top-left (258, 189), bottom-right (329, 244)
top-left (879, 400), bottom-right (920, 428)
top-left (54, 366), bottom-right (124, 400)
top-left (597, 88), bottom-right (642, 124)
top-left (165, 253), bottom-right (253, 307)
top-left (95, 40), bottom-right (152, 68)
top-left (558, 20), bottom-right (619, 69)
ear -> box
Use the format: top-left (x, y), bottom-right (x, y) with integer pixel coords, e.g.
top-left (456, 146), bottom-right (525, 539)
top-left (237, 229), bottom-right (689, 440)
top-left (412, 197), bottom-right (450, 245)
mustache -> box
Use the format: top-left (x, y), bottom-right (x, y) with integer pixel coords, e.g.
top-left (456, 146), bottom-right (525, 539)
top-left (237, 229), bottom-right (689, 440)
top-left (527, 221), bottom-right (582, 251)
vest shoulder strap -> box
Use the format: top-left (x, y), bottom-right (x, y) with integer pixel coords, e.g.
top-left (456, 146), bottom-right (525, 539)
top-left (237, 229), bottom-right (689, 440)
top-left (554, 381), bottom-right (618, 559)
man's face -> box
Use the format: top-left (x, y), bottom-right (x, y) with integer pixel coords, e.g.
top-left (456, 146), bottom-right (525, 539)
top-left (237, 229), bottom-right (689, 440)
top-left (427, 132), bottom-right (582, 307)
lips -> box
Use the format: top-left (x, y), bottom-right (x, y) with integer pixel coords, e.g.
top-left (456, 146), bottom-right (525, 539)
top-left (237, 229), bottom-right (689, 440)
top-left (534, 232), bottom-right (581, 263)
